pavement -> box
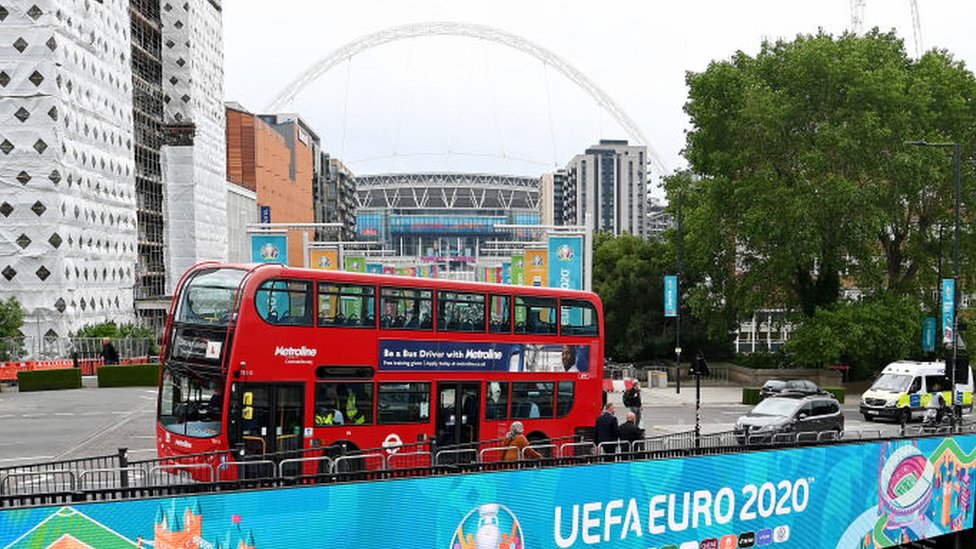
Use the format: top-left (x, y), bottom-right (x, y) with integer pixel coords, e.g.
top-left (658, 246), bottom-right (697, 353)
top-left (609, 384), bottom-right (864, 408)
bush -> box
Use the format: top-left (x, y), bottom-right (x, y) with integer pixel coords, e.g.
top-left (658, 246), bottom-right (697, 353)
top-left (97, 364), bottom-right (160, 387)
top-left (822, 387), bottom-right (845, 403)
top-left (18, 369), bottom-right (82, 392)
top-left (742, 387), bottom-right (761, 405)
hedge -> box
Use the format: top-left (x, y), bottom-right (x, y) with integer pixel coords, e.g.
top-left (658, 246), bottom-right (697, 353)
top-left (18, 368), bottom-right (82, 392)
top-left (742, 386), bottom-right (846, 405)
top-left (97, 364), bottom-right (160, 388)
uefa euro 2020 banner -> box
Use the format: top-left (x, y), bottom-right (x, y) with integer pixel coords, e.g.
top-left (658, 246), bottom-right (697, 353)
top-left (249, 233), bottom-right (288, 265)
top-left (548, 235), bottom-right (583, 292)
top-left (1, 436), bottom-right (974, 548)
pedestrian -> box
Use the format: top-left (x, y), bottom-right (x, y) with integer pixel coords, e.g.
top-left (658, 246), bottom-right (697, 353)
top-left (618, 412), bottom-right (645, 454)
top-left (100, 337), bottom-right (119, 365)
top-left (502, 421), bottom-right (541, 462)
top-left (623, 381), bottom-right (642, 427)
top-left (594, 402), bottom-right (620, 458)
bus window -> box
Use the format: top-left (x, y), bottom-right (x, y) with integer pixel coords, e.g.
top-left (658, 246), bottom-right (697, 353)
top-left (256, 280), bottom-right (313, 326)
top-left (315, 382), bottom-right (373, 426)
top-left (557, 381), bottom-right (575, 417)
top-left (159, 366), bottom-right (224, 438)
top-left (489, 295), bottom-right (511, 334)
top-left (511, 381), bottom-right (554, 419)
top-left (380, 288), bottom-right (433, 330)
top-left (514, 296), bottom-right (557, 335)
top-left (437, 291), bottom-right (486, 332)
top-left (485, 381), bottom-right (509, 420)
top-left (378, 382), bottom-right (431, 424)
top-left (560, 299), bottom-right (599, 336)
top-left (318, 283), bottom-right (376, 328)
top-left (175, 268), bottom-right (246, 325)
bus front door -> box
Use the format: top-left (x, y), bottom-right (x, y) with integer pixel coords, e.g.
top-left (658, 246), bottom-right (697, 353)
top-left (233, 383), bottom-right (304, 475)
top-left (436, 382), bottom-right (480, 450)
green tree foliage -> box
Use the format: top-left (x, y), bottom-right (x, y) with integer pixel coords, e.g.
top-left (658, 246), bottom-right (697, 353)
top-left (0, 297), bottom-right (24, 338)
top-left (785, 295), bottom-right (923, 379)
top-left (680, 30), bottom-right (976, 332)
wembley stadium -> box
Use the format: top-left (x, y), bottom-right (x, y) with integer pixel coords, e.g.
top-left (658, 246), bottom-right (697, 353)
top-left (355, 173), bottom-right (542, 267)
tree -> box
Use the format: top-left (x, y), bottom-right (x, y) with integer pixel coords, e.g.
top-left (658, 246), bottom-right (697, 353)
top-left (680, 30), bottom-right (976, 327)
top-left (0, 297), bottom-right (23, 338)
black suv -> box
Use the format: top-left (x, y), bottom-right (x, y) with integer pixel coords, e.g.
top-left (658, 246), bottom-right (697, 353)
top-left (759, 379), bottom-right (825, 400)
top-left (735, 394), bottom-right (845, 444)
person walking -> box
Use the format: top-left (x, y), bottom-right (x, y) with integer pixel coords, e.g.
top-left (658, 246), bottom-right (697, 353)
top-left (623, 381), bottom-right (642, 427)
top-left (100, 337), bottom-right (119, 365)
top-left (502, 421), bottom-right (541, 462)
top-left (594, 403), bottom-right (620, 459)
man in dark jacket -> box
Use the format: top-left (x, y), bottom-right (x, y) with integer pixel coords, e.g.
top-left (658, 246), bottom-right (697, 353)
top-left (594, 403), bottom-right (619, 458)
top-left (618, 412), bottom-right (645, 454)
top-left (622, 381), bottom-right (642, 426)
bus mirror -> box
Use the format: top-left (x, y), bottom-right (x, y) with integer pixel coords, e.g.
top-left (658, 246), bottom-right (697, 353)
top-left (243, 391), bottom-right (253, 406)
top-left (243, 406), bottom-right (253, 420)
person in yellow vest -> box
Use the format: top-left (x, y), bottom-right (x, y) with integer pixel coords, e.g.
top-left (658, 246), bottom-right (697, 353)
top-left (315, 398), bottom-right (344, 426)
top-left (338, 384), bottom-right (366, 425)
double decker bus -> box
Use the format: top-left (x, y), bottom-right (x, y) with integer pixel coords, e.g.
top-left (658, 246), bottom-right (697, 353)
top-left (157, 262), bottom-right (604, 475)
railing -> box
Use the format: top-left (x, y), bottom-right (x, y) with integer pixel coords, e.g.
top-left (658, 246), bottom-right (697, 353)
top-left (0, 337), bottom-right (154, 363)
top-left (4, 425), bottom-right (976, 508)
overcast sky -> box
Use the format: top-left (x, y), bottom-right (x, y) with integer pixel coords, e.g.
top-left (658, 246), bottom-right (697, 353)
top-left (223, 1), bottom-right (976, 193)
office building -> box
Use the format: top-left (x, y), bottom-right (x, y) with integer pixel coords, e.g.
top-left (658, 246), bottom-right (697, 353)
top-left (562, 139), bottom-right (647, 237)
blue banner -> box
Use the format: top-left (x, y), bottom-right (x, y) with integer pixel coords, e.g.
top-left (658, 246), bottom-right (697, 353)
top-left (380, 340), bottom-right (589, 373)
top-left (548, 236), bottom-right (584, 291)
top-left (502, 262), bottom-right (511, 285)
top-left (924, 317), bottom-right (937, 353)
top-left (366, 263), bottom-right (383, 274)
top-left (250, 233), bottom-right (287, 264)
top-left (2, 435), bottom-right (973, 547)
top-left (665, 275), bottom-right (678, 317)
top-left (943, 279), bottom-right (955, 344)
top-left (259, 205), bottom-right (271, 223)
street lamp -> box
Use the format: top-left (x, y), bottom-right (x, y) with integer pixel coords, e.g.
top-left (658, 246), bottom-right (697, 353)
top-left (908, 140), bottom-right (963, 424)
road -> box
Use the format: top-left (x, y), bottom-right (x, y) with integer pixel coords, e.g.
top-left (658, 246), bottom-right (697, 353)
top-left (0, 383), bottom-right (913, 465)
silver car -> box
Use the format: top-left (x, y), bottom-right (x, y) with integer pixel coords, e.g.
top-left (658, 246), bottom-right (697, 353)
top-left (735, 395), bottom-right (844, 444)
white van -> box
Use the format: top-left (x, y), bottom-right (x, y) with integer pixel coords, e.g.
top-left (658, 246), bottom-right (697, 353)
top-left (859, 360), bottom-right (974, 422)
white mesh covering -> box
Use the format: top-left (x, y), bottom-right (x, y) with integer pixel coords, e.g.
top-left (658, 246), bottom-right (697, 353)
top-left (0, 0), bottom-right (137, 339)
top-left (160, 0), bottom-right (227, 293)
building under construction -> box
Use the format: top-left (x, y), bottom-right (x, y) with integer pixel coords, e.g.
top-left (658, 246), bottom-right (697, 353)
top-left (0, 0), bottom-right (226, 341)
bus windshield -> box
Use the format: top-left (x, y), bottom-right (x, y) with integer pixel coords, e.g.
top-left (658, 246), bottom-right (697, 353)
top-left (176, 268), bottom-right (247, 325)
top-left (159, 366), bottom-right (225, 438)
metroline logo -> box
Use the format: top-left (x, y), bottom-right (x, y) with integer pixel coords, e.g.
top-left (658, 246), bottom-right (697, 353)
top-left (274, 346), bottom-right (318, 358)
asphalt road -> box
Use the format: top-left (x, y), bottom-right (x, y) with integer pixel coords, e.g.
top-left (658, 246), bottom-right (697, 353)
top-left (0, 383), bottom-right (918, 467)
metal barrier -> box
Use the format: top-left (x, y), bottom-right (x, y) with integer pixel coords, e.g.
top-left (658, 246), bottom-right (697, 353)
top-left (387, 451), bottom-right (432, 470)
top-left (334, 453), bottom-right (386, 473)
top-left (150, 464), bottom-right (215, 485)
top-left (558, 441), bottom-right (595, 458)
top-left (479, 446), bottom-right (510, 463)
top-left (79, 467), bottom-right (148, 490)
top-left (434, 448), bottom-right (478, 466)
top-left (523, 443), bottom-right (555, 460)
top-left (216, 460), bottom-right (276, 481)
top-left (279, 456), bottom-right (334, 478)
top-left (1, 470), bottom-right (77, 495)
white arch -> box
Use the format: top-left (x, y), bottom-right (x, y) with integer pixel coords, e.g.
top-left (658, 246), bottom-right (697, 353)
top-left (264, 21), bottom-right (667, 175)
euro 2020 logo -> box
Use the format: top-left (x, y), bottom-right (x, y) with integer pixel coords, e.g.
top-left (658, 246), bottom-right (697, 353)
top-left (317, 254), bottom-right (332, 269)
top-left (260, 242), bottom-right (279, 261)
top-left (556, 244), bottom-right (574, 261)
top-left (451, 503), bottom-right (524, 549)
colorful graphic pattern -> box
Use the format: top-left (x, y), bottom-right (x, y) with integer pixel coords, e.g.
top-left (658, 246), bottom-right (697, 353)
top-left (1, 435), bottom-right (974, 548)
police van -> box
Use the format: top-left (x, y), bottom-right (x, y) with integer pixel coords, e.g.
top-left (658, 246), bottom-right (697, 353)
top-left (859, 360), bottom-right (974, 422)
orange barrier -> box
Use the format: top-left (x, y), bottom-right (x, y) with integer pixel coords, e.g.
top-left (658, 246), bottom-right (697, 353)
top-left (0, 357), bottom-right (152, 380)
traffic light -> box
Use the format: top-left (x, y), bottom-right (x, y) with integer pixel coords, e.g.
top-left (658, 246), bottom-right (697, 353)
top-left (690, 351), bottom-right (710, 377)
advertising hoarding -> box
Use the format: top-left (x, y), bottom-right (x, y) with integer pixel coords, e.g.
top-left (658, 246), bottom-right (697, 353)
top-left (343, 256), bottom-right (366, 273)
top-left (525, 248), bottom-right (549, 287)
top-left (1, 436), bottom-right (973, 548)
top-left (379, 340), bottom-right (590, 373)
top-left (511, 255), bottom-right (525, 286)
top-left (309, 248), bottom-right (339, 270)
top-left (249, 233), bottom-right (287, 265)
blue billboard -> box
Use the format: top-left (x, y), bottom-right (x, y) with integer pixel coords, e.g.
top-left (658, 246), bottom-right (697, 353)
top-left (548, 235), bottom-right (583, 292)
top-left (1, 435), bottom-right (973, 547)
top-left (380, 340), bottom-right (589, 373)
top-left (249, 233), bottom-right (287, 264)
top-left (924, 316), bottom-right (937, 353)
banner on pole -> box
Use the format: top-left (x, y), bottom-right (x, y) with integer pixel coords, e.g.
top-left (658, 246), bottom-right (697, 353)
top-left (664, 275), bottom-right (678, 317)
top-left (511, 255), bottom-right (525, 286)
top-left (344, 256), bottom-right (366, 273)
top-left (310, 248), bottom-right (339, 270)
top-left (942, 278), bottom-right (955, 343)
top-left (525, 249), bottom-right (548, 287)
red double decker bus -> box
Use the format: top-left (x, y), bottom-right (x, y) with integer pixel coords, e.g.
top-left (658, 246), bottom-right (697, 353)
top-left (157, 262), bottom-right (604, 474)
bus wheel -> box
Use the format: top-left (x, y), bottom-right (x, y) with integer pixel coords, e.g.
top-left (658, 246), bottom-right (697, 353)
top-left (526, 432), bottom-right (551, 459)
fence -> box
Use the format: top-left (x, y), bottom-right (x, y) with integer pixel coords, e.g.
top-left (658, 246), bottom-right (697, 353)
top-left (3, 424), bottom-right (974, 509)
top-left (0, 337), bottom-right (154, 363)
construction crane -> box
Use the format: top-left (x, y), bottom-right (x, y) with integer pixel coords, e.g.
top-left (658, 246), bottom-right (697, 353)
top-left (850, 0), bottom-right (923, 57)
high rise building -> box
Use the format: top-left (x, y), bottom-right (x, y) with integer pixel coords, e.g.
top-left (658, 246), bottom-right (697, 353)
top-left (562, 139), bottom-right (646, 237)
top-left (0, 0), bottom-right (226, 340)
top-left (317, 154), bottom-right (357, 241)
top-left (538, 172), bottom-right (554, 226)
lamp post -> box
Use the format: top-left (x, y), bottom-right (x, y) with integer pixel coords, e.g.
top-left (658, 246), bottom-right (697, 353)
top-left (908, 140), bottom-right (962, 424)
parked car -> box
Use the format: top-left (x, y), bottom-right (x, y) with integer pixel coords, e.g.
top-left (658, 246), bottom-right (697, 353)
top-left (735, 394), bottom-right (844, 444)
top-left (759, 379), bottom-right (825, 400)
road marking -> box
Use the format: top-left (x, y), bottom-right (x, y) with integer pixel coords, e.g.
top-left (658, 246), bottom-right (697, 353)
top-left (0, 414), bottom-right (14, 419)
top-left (127, 448), bottom-right (157, 455)
top-left (131, 435), bottom-right (155, 439)
top-left (0, 455), bottom-right (54, 463)
top-left (53, 412), bottom-right (75, 417)
top-left (20, 414), bottom-right (46, 418)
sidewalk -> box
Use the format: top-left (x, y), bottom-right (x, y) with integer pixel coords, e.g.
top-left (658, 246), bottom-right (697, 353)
top-left (609, 385), bottom-right (864, 409)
